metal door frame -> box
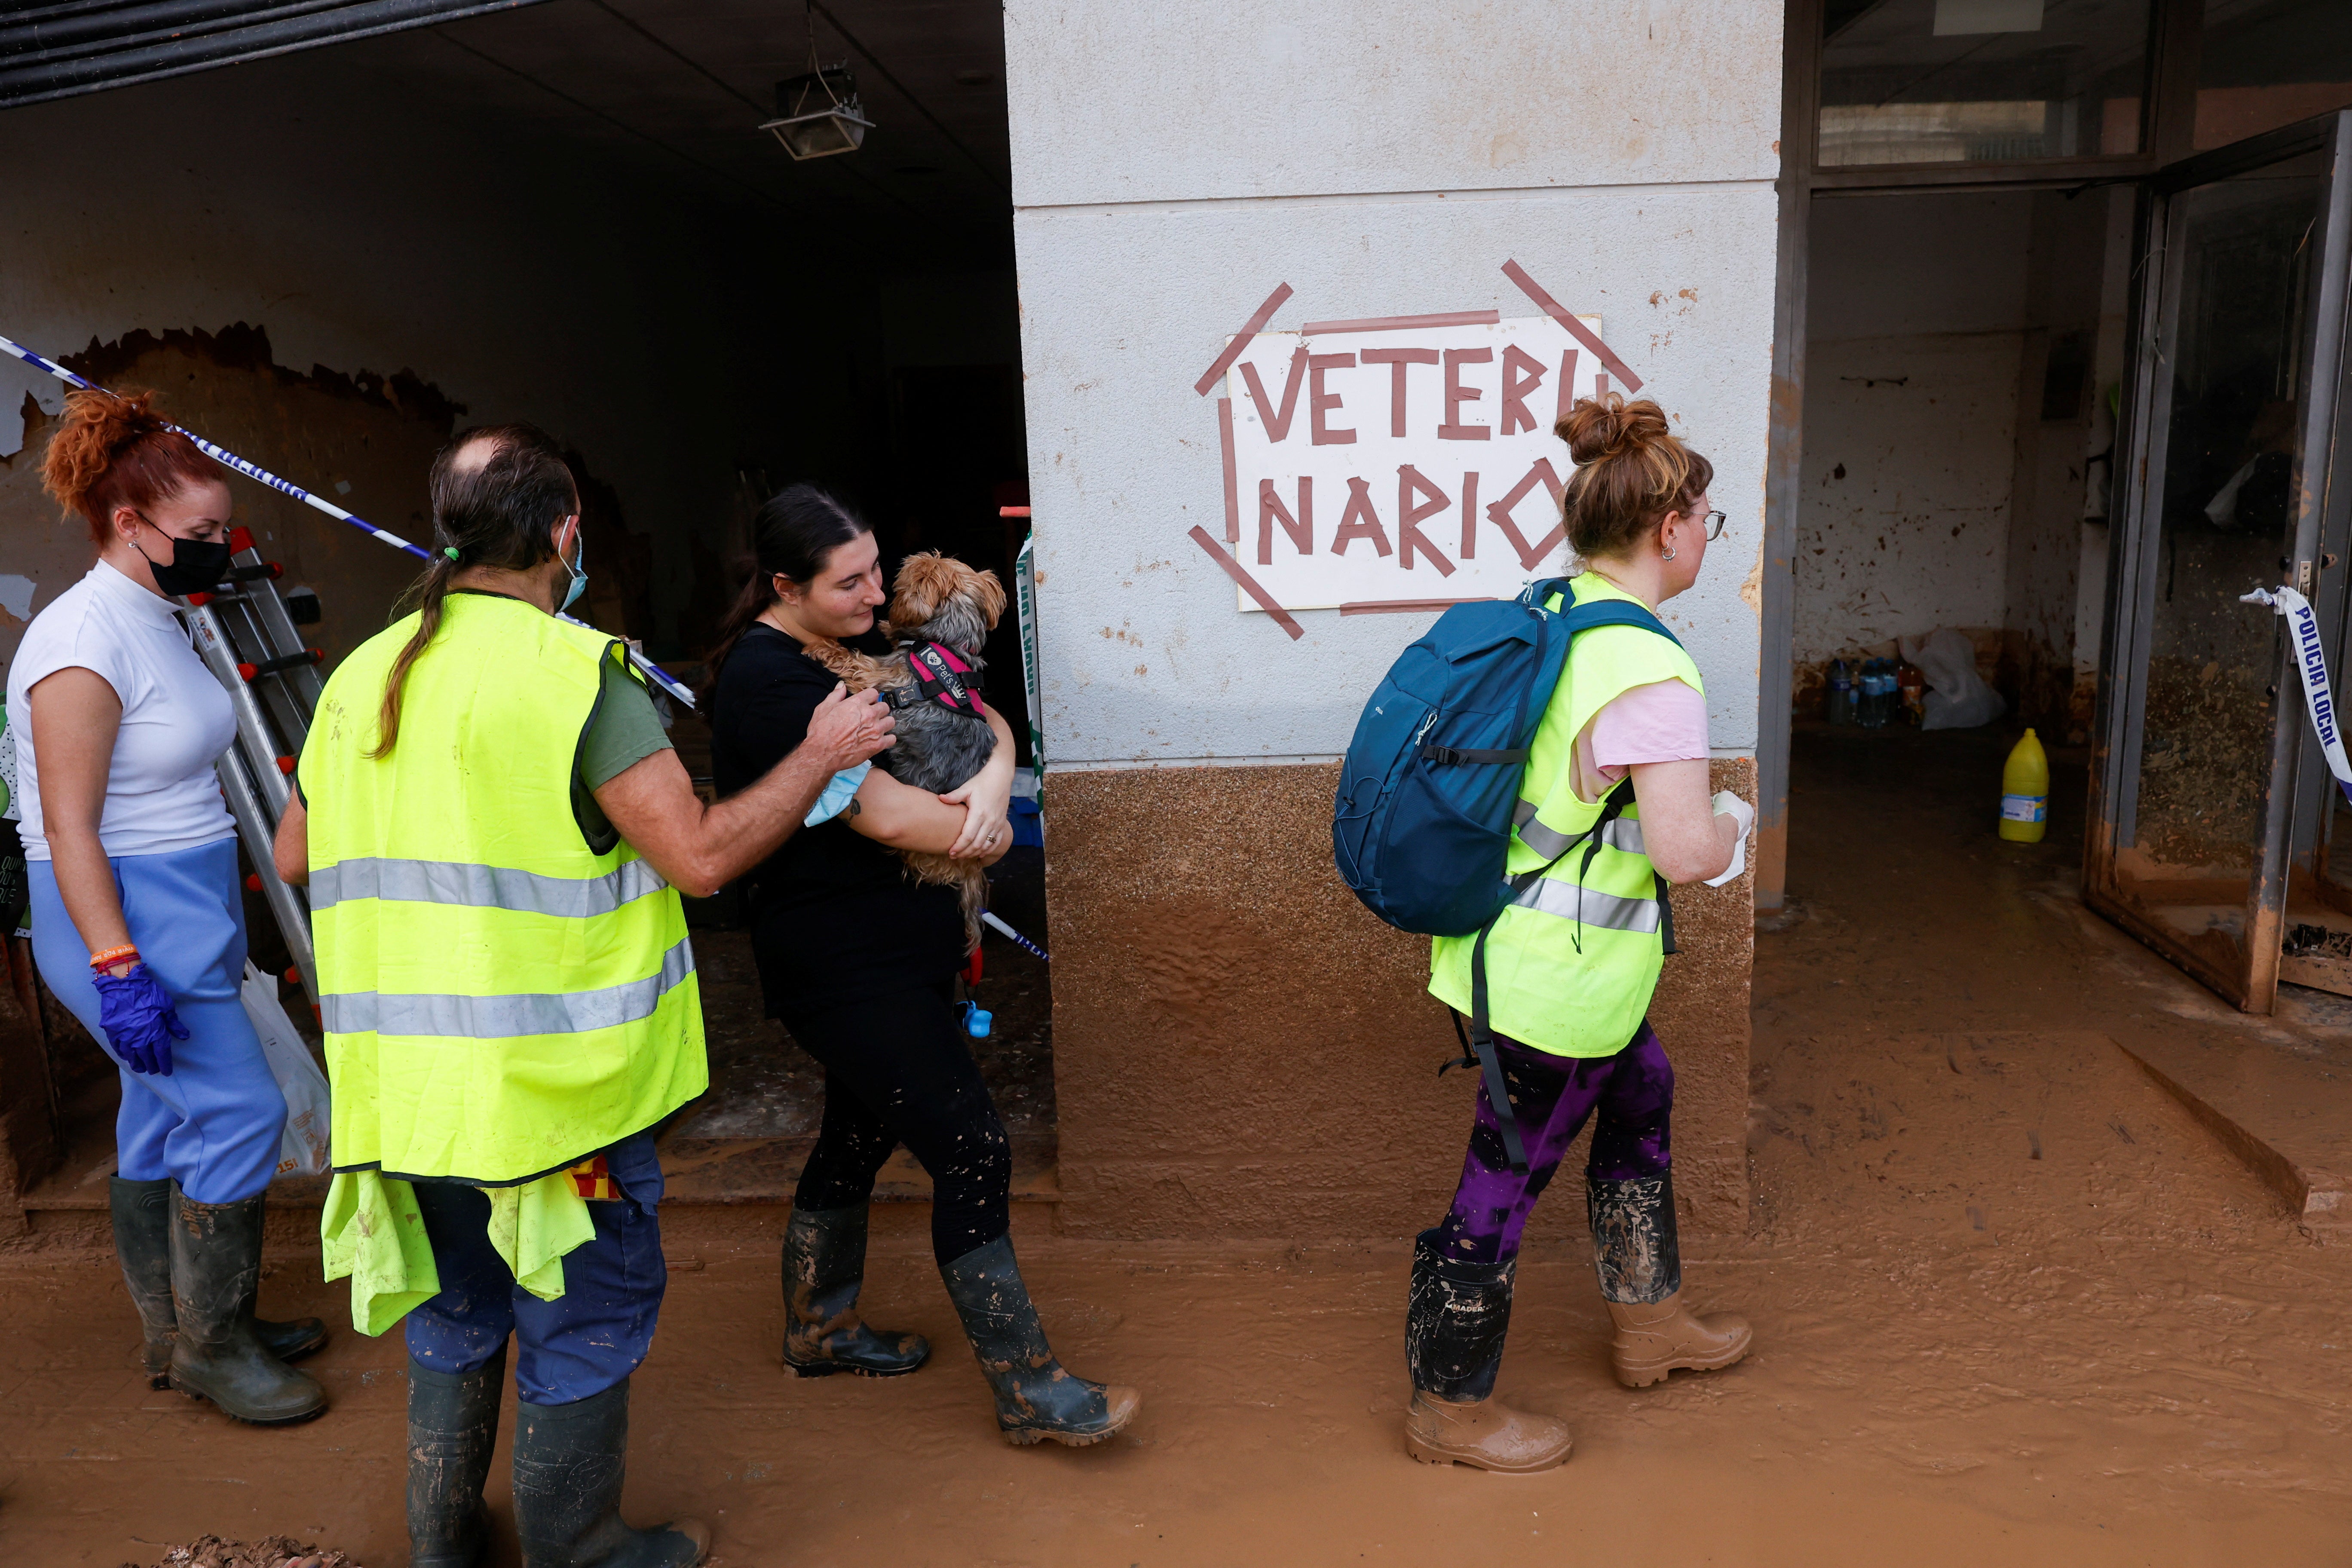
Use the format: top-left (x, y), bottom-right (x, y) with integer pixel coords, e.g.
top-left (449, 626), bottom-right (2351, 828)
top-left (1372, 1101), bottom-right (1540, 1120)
top-left (2086, 109), bottom-right (2352, 1011)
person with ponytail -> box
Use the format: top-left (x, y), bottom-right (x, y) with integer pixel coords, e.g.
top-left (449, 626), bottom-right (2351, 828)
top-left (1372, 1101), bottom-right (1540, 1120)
top-left (704, 484), bottom-right (1140, 1449)
top-left (276, 428), bottom-right (894, 1568)
top-left (1400, 393), bottom-right (1756, 1474)
top-left (6, 388), bottom-right (330, 1426)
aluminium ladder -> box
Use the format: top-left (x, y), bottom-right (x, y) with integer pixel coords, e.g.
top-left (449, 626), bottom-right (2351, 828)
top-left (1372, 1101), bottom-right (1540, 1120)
top-left (177, 524), bottom-right (325, 1008)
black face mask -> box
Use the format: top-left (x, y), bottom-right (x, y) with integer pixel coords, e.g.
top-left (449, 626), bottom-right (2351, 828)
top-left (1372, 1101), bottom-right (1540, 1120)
top-left (132, 521), bottom-right (233, 597)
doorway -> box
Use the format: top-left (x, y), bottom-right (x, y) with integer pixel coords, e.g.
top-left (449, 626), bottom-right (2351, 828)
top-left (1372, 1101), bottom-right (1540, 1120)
top-left (0, 0), bottom-right (1053, 1217)
top-left (1766, 0), bottom-right (2352, 1017)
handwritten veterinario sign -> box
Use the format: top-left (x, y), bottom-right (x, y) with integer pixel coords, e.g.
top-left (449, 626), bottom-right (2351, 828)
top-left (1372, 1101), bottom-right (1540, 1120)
top-left (1220, 309), bottom-right (1607, 613)
top-left (1186, 267), bottom-right (1646, 636)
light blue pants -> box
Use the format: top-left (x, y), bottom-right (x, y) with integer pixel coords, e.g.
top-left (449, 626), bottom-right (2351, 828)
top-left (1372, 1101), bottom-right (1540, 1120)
top-left (29, 837), bottom-right (287, 1204)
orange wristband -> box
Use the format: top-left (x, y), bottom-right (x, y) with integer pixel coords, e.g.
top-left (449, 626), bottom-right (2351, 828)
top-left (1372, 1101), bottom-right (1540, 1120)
top-left (88, 944), bottom-right (140, 972)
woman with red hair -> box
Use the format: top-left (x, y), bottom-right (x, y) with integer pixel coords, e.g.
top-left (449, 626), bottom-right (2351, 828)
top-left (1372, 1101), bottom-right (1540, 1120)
top-left (6, 388), bottom-right (326, 1425)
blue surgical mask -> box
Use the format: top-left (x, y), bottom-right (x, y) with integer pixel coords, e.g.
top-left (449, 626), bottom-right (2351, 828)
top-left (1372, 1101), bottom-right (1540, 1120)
top-left (559, 527), bottom-right (588, 613)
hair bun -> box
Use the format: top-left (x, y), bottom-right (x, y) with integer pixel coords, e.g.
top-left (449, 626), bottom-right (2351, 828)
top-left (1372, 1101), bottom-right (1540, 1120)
top-left (41, 386), bottom-right (178, 522)
top-left (1554, 391), bottom-right (1672, 466)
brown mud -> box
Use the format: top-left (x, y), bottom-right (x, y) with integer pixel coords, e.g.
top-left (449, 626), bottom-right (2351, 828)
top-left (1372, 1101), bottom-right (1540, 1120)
top-left (4, 723), bottom-right (2349, 1564)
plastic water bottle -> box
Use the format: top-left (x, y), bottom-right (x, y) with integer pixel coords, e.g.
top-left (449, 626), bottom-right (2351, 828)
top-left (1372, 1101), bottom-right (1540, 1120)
top-left (1857, 660), bottom-right (1887, 729)
top-left (1827, 659), bottom-right (1854, 725)
top-left (2000, 729), bottom-right (2049, 842)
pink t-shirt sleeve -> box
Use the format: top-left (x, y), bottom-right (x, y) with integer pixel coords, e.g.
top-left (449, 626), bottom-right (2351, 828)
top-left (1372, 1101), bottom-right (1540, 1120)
top-left (1583, 678), bottom-right (1709, 788)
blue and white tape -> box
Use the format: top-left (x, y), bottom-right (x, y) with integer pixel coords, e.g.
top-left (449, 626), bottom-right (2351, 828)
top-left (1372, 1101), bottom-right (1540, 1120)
top-left (980, 909), bottom-right (1049, 962)
top-left (2242, 582), bottom-right (2352, 808)
top-left (0, 330), bottom-right (695, 709)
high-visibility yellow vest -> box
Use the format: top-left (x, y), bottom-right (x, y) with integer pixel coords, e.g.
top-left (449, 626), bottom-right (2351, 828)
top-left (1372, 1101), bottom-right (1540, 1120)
top-left (1429, 573), bottom-right (1704, 1058)
top-left (303, 593), bottom-right (705, 1184)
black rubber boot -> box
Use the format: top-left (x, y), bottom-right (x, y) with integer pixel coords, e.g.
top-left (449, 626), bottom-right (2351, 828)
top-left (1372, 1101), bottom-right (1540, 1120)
top-left (1586, 1172), bottom-right (1682, 1306)
top-left (939, 1234), bottom-right (1139, 1447)
top-left (781, 1204), bottom-right (930, 1378)
top-left (1402, 1230), bottom-right (1571, 1472)
top-left (511, 1377), bottom-right (709, 1568)
top-left (409, 1346), bottom-right (506, 1568)
top-left (112, 1178), bottom-right (327, 1387)
top-left (1403, 1230), bottom-right (1514, 1402)
top-left (165, 1189), bottom-right (327, 1425)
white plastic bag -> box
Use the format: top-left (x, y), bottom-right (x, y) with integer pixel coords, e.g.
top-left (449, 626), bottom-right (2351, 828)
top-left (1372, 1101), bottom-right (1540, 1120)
top-left (1899, 628), bottom-right (2008, 731)
top-left (242, 961), bottom-right (331, 1178)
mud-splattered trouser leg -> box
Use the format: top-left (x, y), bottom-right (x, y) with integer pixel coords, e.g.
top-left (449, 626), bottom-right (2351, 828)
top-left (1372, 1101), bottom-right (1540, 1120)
top-left (784, 980), bottom-right (1013, 1266)
top-left (406, 1128), bottom-right (668, 1406)
top-left (1427, 1023), bottom-right (1675, 1270)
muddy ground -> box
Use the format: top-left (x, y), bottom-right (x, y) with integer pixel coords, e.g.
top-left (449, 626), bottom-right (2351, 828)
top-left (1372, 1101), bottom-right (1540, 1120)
top-left (6, 723), bottom-right (2349, 1565)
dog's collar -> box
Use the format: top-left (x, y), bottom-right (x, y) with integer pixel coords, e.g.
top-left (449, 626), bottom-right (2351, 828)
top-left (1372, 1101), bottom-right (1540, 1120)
top-left (906, 641), bottom-right (985, 718)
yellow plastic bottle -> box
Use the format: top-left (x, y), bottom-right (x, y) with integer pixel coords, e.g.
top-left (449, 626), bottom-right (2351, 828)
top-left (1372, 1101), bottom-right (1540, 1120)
top-left (2000, 729), bottom-right (2049, 842)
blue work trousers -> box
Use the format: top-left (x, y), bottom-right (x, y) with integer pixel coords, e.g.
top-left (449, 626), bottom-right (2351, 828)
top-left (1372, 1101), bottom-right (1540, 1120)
top-left (29, 838), bottom-right (287, 1204)
top-left (404, 1129), bottom-right (668, 1406)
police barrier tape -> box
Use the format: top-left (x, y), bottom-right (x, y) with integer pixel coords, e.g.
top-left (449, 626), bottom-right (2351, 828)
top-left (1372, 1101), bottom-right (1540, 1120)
top-left (2241, 583), bottom-right (2352, 808)
top-left (0, 330), bottom-right (696, 709)
top-left (980, 909), bottom-right (1048, 962)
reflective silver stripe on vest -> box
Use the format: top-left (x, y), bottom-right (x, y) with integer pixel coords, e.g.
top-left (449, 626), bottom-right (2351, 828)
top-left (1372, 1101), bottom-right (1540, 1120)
top-left (1510, 875), bottom-right (1661, 933)
top-left (1513, 802), bottom-right (1645, 860)
top-left (321, 935), bottom-right (695, 1038)
top-left (309, 857), bottom-right (668, 919)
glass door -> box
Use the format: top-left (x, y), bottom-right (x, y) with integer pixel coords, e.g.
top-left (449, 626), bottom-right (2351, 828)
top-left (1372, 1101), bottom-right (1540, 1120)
top-left (2089, 110), bottom-right (2352, 1012)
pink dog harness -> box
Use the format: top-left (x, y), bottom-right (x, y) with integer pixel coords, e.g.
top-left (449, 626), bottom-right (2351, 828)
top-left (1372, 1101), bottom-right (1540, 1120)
top-left (907, 641), bottom-right (985, 718)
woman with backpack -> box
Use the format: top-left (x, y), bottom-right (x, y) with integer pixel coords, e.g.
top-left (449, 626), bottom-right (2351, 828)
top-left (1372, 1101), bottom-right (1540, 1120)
top-left (1403, 393), bottom-right (1756, 1473)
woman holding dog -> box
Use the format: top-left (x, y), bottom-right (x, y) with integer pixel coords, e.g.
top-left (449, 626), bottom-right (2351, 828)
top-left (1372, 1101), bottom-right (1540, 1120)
top-left (1402, 394), bottom-right (1755, 1474)
top-left (703, 484), bottom-right (1140, 1448)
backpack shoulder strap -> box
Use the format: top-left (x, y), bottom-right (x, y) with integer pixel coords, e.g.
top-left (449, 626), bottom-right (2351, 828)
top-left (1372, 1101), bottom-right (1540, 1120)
top-left (1555, 598), bottom-right (1684, 647)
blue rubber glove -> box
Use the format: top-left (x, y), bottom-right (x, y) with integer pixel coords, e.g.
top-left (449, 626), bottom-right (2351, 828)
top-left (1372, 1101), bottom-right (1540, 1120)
top-left (91, 964), bottom-right (186, 1076)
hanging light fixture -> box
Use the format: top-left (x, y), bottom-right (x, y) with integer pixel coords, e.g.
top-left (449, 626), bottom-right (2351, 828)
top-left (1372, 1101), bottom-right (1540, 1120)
top-left (761, 0), bottom-right (872, 159)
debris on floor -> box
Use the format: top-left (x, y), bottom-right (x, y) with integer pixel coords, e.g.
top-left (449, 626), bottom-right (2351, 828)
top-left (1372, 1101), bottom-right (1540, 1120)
top-left (125, 1538), bottom-right (359, 1568)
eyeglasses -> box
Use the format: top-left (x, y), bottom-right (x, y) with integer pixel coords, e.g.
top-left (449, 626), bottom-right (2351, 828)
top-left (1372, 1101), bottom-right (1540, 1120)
top-left (1699, 511), bottom-right (1727, 541)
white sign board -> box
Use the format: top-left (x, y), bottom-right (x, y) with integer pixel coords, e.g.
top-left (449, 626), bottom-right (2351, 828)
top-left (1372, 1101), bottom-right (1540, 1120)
top-left (1222, 313), bottom-right (1606, 612)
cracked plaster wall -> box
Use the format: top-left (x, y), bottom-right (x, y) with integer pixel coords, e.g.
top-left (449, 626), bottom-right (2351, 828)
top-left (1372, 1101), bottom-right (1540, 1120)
top-left (0, 45), bottom-right (744, 657)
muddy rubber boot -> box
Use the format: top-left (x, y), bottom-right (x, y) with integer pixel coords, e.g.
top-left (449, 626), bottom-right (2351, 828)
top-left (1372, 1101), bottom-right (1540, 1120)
top-left (939, 1234), bottom-right (1140, 1448)
top-left (1401, 1231), bottom-right (1572, 1473)
top-left (112, 1178), bottom-right (326, 1387)
top-left (165, 1190), bottom-right (327, 1424)
top-left (409, 1345), bottom-right (506, 1568)
top-left (1589, 1172), bottom-right (1751, 1388)
top-left (511, 1377), bottom-right (709, 1568)
top-left (780, 1204), bottom-right (930, 1378)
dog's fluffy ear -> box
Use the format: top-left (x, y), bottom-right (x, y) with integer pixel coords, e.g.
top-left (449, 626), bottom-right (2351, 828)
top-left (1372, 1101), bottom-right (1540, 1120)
top-left (971, 568), bottom-right (1008, 628)
top-left (889, 550), bottom-right (961, 631)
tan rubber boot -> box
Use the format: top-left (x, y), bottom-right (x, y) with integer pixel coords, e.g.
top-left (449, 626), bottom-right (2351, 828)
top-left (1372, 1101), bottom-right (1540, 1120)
top-left (1404, 1390), bottom-right (1573, 1473)
top-left (1606, 1290), bottom-right (1752, 1388)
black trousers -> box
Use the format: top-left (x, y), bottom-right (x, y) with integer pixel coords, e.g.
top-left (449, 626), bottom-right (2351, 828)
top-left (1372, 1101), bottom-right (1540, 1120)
top-left (784, 980), bottom-right (1012, 1265)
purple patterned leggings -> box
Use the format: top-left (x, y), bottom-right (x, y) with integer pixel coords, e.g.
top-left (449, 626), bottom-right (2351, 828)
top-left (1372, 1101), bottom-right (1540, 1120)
top-left (1430, 1023), bottom-right (1675, 1266)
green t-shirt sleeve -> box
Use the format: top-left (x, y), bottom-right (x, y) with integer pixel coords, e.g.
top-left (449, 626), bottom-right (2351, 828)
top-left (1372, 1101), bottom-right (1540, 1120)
top-left (580, 654), bottom-right (674, 790)
top-left (572, 654), bottom-right (674, 852)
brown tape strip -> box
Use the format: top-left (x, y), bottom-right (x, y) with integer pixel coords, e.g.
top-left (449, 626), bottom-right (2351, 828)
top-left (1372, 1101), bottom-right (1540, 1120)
top-left (1194, 282), bottom-right (1297, 397)
top-left (1340, 597), bottom-right (1495, 615)
top-left (1302, 309), bottom-right (1501, 335)
top-left (1219, 397), bottom-right (1239, 544)
top-left (1500, 260), bottom-right (1642, 394)
top-left (1190, 525), bottom-right (1305, 640)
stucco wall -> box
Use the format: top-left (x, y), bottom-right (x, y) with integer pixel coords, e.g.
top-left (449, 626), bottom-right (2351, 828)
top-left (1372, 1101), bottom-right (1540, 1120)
top-left (1045, 760), bottom-right (1754, 1242)
top-left (1006, 0), bottom-right (1782, 1237)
